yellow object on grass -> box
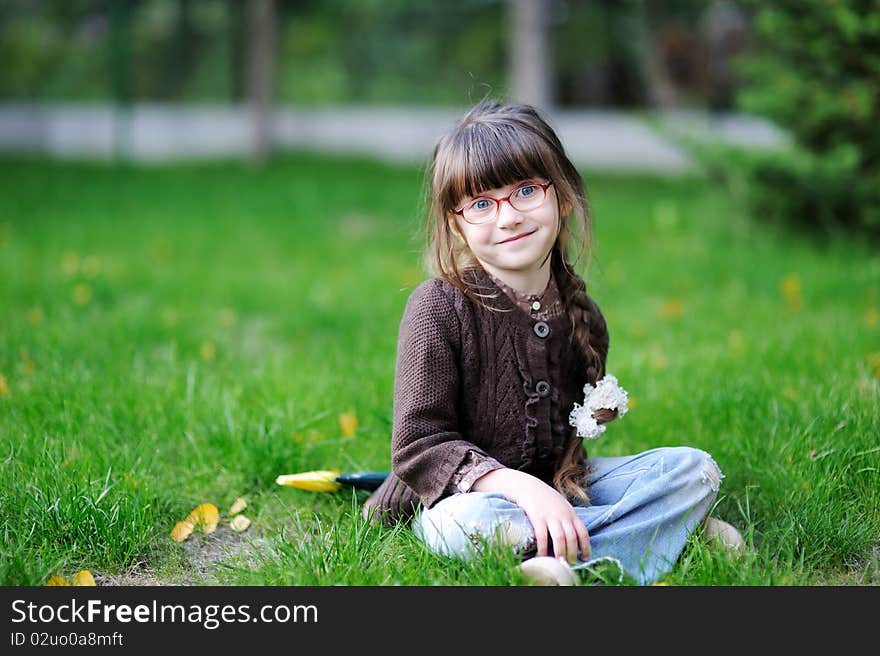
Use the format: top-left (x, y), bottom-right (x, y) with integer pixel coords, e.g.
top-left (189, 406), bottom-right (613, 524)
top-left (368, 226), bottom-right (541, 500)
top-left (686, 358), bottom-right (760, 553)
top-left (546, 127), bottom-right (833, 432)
top-left (276, 469), bottom-right (342, 492)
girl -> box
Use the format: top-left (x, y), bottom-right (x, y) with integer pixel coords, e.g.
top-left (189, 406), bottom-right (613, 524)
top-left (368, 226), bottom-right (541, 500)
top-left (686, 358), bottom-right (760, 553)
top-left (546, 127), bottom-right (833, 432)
top-left (363, 100), bottom-right (742, 585)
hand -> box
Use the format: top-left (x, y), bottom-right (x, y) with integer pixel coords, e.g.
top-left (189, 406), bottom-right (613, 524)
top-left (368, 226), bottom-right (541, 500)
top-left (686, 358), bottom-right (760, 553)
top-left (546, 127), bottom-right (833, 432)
top-left (471, 468), bottom-right (590, 563)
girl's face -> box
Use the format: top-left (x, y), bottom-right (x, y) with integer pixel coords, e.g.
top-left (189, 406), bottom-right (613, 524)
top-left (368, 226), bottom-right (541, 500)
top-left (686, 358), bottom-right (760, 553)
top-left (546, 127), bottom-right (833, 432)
top-left (451, 178), bottom-right (559, 287)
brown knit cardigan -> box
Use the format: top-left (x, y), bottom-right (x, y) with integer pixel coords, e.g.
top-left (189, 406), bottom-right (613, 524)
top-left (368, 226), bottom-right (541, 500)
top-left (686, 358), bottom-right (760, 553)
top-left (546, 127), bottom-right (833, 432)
top-left (363, 265), bottom-right (608, 525)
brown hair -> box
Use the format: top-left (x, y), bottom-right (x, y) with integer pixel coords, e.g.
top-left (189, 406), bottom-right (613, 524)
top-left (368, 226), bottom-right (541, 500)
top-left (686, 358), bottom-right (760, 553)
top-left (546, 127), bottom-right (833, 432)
top-left (423, 100), bottom-right (615, 505)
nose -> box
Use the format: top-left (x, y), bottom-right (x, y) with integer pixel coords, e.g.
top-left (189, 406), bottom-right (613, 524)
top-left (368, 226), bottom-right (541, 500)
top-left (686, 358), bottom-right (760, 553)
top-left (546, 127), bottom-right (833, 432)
top-left (495, 198), bottom-right (523, 229)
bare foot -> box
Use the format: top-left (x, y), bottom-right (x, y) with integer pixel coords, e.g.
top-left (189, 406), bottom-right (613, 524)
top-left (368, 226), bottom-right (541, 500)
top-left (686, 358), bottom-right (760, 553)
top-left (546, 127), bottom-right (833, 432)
top-left (703, 517), bottom-right (745, 551)
top-left (519, 556), bottom-right (578, 586)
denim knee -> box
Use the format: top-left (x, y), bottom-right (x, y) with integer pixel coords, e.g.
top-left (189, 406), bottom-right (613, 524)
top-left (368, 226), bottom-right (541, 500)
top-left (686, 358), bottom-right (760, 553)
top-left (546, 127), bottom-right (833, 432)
top-left (666, 446), bottom-right (724, 499)
top-left (413, 492), bottom-right (534, 558)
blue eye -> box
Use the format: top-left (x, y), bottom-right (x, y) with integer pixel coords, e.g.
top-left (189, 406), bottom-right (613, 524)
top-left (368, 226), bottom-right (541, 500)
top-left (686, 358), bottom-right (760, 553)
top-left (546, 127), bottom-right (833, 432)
top-left (471, 198), bottom-right (492, 211)
top-left (516, 184), bottom-right (537, 198)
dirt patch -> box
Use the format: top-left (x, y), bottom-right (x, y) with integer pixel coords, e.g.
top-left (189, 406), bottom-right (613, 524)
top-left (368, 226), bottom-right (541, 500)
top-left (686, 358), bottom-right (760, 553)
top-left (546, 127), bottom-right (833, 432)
top-left (96, 526), bottom-right (270, 586)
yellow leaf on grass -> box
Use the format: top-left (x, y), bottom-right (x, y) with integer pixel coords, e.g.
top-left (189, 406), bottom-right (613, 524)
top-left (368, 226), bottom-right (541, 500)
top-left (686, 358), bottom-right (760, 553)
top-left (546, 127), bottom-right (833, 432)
top-left (866, 307), bottom-right (878, 328)
top-left (780, 274), bottom-right (803, 311)
top-left (72, 570), bottom-right (96, 586)
top-left (339, 412), bottom-right (358, 437)
top-left (276, 470), bottom-right (342, 492)
top-left (658, 299), bottom-right (684, 321)
top-left (200, 341), bottom-right (216, 361)
top-left (47, 573), bottom-right (71, 586)
top-left (186, 503), bottom-right (219, 535)
top-left (0, 375), bottom-right (8, 396)
top-left (171, 520), bottom-right (195, 542)
top-left (229, 497), bottom-right (247, 516)
top-left (72, 283), bottom-right (92, 305)
top-left (27, 307), bottom-right (44, 326)
top-left (229, 515), bottom-right (251, 532)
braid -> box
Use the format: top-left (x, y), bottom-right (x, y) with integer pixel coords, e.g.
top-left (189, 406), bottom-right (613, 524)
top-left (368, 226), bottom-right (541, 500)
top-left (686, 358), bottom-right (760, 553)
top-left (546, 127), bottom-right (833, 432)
top-left (552, 249), bottom-right (608, 383)
top-left (551, 249), bottom-right (613, 506)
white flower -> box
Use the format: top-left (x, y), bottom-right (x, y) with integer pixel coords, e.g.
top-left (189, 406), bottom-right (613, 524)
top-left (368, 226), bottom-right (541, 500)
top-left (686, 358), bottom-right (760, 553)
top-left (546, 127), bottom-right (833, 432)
top-left (568, 373), bottom-right (629, 440)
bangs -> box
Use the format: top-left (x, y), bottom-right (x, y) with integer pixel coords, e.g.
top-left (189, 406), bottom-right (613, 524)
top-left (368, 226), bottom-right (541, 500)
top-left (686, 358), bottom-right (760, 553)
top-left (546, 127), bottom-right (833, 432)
top-left (437, 121), bottom-right (552, 211)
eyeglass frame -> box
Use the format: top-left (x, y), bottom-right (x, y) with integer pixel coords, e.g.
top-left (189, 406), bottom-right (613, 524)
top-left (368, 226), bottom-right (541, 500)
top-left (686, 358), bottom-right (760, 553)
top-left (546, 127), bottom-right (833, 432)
top-left (453, 181), bottom-right (554, 225)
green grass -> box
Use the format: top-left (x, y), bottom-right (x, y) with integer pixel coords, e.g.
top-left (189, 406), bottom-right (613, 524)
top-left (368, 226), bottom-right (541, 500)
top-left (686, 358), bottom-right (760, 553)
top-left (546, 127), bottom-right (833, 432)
top-left (1, 153), bottom-right (878, 586)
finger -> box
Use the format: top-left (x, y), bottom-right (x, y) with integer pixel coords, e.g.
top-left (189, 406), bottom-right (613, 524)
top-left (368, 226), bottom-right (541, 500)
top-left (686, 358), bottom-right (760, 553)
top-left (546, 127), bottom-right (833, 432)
top-left (532, 518), bottom-right (549, 557)
top-left (575, 520), bottom-right (591, 560)
top-left (561, 522), bottom-right (580, 564)
top-left (547, 519), bottom-right (567, 562)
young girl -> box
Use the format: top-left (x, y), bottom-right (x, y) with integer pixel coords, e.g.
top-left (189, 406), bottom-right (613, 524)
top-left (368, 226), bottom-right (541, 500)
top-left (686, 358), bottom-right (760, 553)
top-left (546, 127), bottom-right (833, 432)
top-left (363, 100), bottom-right (742, 585)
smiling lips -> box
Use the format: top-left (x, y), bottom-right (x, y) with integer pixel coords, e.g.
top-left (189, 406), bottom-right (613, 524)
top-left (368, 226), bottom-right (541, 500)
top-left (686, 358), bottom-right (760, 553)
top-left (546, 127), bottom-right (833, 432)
top-left (498, 229), bottom-right (537, 244)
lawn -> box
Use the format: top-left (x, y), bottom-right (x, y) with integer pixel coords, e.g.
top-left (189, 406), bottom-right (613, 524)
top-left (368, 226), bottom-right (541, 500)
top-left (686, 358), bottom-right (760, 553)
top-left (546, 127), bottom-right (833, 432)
top-left (1, 152), bottom-right (878, 586)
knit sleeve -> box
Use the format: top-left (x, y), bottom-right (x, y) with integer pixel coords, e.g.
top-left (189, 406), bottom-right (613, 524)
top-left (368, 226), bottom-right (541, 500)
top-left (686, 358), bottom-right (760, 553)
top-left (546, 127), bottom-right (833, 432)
top-left (390, 279), bottom-right (496, 508)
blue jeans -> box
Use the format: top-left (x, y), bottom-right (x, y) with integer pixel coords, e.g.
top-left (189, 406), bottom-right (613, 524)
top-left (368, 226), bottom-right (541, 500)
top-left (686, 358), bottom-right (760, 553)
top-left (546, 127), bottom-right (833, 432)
top-left (413, 446), bottom-right (723, 585)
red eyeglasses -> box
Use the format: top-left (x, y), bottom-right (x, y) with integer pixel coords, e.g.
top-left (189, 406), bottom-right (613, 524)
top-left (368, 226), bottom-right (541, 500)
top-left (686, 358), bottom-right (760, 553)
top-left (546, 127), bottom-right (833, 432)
top-left (454, 181), bottom-right (553, 225)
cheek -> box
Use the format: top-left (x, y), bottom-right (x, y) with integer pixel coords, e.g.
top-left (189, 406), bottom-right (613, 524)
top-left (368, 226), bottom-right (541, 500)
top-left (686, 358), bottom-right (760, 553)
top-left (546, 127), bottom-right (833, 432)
top-left (459, 223), bottom-right (493, 247)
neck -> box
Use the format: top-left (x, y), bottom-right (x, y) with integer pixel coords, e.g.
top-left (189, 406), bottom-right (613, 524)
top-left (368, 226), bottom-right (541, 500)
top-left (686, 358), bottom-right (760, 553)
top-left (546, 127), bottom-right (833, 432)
top-left (479, 259), bottom-right (552, 296)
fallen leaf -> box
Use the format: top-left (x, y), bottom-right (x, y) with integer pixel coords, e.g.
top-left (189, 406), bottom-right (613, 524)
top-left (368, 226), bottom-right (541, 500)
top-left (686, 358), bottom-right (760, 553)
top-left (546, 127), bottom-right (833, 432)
top-left (229, 515), bottom-right (251, 532)
top-left (72, 570), bottom-right (96, 586)
top-left (20, 349), bottom-right (35, 374)
top-left (780, 274), bottom-right (803, 311)
top-left (276, 470), bottom-right (342, 492)
top-left (27, 307), bottom-right (44, 325)
top-left (200, 341), bottom-right (216, 361)
top-left (186, 503), bottom-right (219, 535)
top-left (866, 307), bottom-right (878, 328)
top-left (228, 497), bottom-right (247, 516)
top-left (658, 299), bottom-right (684, 320)
top-left (47, 574), bottom-right (71, 586)
top-left (72, 284), bottom-right (92, 305)
top-left (339, 412), bottom-right (358, 437)
top-left (171, 520), bottom-right (194, 542)
top-left (0, 375), bottom-right (8, 396)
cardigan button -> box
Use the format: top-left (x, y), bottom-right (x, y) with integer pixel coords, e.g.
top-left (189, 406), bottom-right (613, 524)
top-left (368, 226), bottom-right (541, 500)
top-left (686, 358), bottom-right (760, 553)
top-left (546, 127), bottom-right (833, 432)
top-left (538, 448), bottom-right (553, 460)
top-left (535, 380), bottom-right (551, 397)
top-left (533, 321), bottom-right (550, 338)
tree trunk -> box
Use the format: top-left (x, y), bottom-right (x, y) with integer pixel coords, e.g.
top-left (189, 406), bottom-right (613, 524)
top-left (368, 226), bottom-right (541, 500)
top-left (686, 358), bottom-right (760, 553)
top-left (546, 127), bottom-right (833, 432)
top-left (248, 0), bottom-right (277, 163)
top-left (508, 0), bottom-right (552, 110)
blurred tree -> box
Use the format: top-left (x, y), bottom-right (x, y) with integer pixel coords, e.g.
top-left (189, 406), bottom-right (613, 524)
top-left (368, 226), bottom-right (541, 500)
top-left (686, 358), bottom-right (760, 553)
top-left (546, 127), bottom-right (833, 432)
top-left (0, 0), bottom-right (745, 110)
top-left (733, 0), bottom-right (880, 235)
top-left (109, 0), bottom-right (134, 160)
top-left (248, 0), bottom-right (277, 162)
top-left (508, 0), bottom-right (552, 109)
top-left (227, 0), bottom-right (246, 101)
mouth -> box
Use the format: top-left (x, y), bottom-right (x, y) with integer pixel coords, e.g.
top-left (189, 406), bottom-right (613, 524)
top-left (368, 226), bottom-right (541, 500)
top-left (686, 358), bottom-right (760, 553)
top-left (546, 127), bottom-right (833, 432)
top-left (498, 229), bottom-right (537, 244)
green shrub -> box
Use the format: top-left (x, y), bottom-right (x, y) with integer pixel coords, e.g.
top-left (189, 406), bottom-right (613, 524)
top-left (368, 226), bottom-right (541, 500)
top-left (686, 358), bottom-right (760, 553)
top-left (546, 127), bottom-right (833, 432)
top-left (733, 0), bottom-right (880, 236)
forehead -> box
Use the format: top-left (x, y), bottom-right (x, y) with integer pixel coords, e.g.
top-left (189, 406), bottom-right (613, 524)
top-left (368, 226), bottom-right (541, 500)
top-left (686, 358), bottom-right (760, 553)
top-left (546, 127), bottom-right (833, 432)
top-left (438, 121), bottom-right (550, 207)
